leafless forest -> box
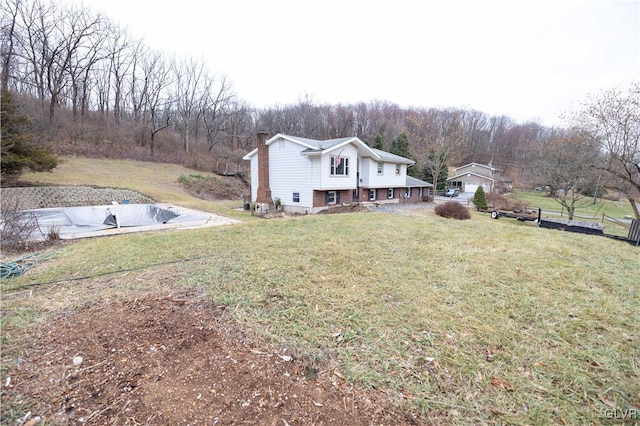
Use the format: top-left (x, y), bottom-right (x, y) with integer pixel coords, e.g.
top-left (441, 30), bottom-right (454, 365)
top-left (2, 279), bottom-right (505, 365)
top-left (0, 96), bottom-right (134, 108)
top-left (2, 0), bottom-right (638, 203)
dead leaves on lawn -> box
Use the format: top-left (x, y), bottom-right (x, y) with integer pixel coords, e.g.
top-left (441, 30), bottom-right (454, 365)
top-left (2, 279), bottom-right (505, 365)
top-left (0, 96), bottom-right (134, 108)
top-left (491, 377), bottom-right (514, 392)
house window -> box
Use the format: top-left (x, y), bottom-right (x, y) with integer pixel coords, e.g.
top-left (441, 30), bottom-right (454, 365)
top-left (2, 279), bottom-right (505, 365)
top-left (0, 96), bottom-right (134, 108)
top-left (419, 187), bottom-right (423, 197)
top-left (377, 162), bottom-right (383, 175)
top-left (369, 189), bottom-right (376, 201)
top-left (330, 156), bottom-right (349, 176)
top-left (395, 164), bottom-right (401, 175)
top-left (388, 188), bottom-right (394, 199)
top-left (326, 191), bottom-right (338, 204)
top-left (293, 192), bottom-right (300, 203)
top-left (406, 188), bottom-right (412, 198)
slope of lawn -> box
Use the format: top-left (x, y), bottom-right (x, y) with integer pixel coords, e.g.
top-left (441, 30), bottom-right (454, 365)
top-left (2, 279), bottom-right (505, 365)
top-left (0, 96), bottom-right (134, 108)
top-left (5, 158), bottom-right (640, 423)
top-left (3, 205), bottom-right (638, 424)
top-left (20, 156), bottom-right (250, 220)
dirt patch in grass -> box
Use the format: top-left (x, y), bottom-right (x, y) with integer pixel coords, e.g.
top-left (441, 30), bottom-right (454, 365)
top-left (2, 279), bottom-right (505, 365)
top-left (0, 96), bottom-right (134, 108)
top-left (179, 174), bottom-right (249, 202)
top-left (2, 291), bottom-right (418, 425)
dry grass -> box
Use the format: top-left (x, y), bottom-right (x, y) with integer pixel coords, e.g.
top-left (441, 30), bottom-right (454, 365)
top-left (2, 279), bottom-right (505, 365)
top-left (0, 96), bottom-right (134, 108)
top-left (3, 210), bottom-right (638, 424)
top-left (20, 156), bottom-right (248, 219)
top-left (3, 158), bottom-right (639, 424)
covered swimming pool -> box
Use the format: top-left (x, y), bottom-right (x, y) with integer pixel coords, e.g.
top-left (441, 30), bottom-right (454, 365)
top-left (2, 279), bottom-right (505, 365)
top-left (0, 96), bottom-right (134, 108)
top-left (21, 203), bottom-right (237, 240)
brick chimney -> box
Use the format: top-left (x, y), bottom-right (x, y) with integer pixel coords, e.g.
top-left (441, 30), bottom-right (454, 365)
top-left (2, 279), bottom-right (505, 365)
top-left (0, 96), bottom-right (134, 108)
top-left (255, 131), bottom-right (273, 205)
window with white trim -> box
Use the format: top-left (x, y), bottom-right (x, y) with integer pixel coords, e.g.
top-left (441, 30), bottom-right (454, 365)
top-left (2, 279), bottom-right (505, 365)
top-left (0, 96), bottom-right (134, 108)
top-left (326, 191), bottom-right (337, 204)
top-left (395, 164), bottom-right (401, 175)
top-left (377, 162), bottom-right (383, 175)
top-left (406, 187), bottom-right (412, 198)
top-left (330, 156), bottom-right (349, 176)
top-left (292, 192), bottom-right (300, 203)
top-left (419, 187), bottom-right (423, 197)
top-left (369, 189), bottom-right (376, 201)
top-left (388, 188), bottom-right (394, 199)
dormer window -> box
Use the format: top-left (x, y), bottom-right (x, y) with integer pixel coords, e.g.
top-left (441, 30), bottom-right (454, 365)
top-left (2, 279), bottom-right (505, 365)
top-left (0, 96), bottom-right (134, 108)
top-left (330, 156), bottom-right (349, 176)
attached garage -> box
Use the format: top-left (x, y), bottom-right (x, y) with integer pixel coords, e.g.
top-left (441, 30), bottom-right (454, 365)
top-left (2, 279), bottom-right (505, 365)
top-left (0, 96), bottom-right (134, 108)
top-left (464, 183), bottom-right (479, 193)
top-left (447, 171), bottom-right (495, 194)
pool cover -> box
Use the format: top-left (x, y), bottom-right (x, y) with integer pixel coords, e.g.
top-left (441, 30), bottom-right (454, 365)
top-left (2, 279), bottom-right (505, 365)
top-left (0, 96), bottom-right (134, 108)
top-left (20, 204), bottom-right (213, 240)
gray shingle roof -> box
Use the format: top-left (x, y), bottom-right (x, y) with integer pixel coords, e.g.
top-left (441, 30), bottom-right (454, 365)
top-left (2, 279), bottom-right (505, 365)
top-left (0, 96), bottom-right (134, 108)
top-left (281, 135), bottom-right (354, 149)
top-left (244, 133), bottom-right (415, 165)
top-left (406, 176), bottom-right (433, 187)
top-left (371, 148), bottom-right (414, 165)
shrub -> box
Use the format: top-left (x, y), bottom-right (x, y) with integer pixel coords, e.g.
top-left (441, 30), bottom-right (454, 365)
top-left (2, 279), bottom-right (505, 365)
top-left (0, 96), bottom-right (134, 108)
top-left (434, 201), bottom-right (471, 220)
top-left (178, 174), bottom-right (193, 186)
top-left (0, 192), bottom-right (40, 253)
top-left (486, 192), bottom-right (509, 209)
top-left (473, 186), bottom-right (488, 211)
top-left (507, 198), bottom-right (529, 213)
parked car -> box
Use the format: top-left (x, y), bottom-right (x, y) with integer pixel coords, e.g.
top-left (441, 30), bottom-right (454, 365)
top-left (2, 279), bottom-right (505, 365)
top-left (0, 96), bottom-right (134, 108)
top-left (445, 188), bottom-right (460, 197)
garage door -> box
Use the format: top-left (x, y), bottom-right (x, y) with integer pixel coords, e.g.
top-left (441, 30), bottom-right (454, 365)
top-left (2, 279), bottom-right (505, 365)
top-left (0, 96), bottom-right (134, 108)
top-left (465, 183), bottom-right (478, 193)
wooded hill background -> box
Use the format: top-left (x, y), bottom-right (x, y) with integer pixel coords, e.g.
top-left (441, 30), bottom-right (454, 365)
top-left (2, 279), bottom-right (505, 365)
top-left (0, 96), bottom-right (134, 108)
top-left (2, 0), bottom-right (638, 204)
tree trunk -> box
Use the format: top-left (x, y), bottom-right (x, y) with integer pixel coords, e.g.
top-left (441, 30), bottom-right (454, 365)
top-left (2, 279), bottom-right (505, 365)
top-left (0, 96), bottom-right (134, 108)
top-left (48, 94), bottom-right (57, 138)
top-left (184, 126), bottom-right (190, 155)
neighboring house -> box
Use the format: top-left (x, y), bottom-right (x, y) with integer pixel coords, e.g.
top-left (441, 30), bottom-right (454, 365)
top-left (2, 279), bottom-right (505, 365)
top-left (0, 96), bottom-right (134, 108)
top-left (446, 162), bottom-right (513, 193)
top-left (242, 133), bottom-right (432, 214)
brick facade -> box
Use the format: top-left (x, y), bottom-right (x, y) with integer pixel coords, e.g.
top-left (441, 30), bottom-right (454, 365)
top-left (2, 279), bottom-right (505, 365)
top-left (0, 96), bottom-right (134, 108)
top-left (312, 190), bottom-right (353, 207)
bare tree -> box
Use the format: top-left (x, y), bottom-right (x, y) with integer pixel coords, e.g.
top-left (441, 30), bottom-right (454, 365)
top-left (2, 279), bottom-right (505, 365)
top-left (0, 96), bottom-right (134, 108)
top-left (67, 16), bottom-right (108, 120)
top-left (572, 82), bottom-right (640, 219)
top-left (142, 53), bottom-right (173, 155)
top-left (13, 0), bottom-right (55, 105)
top-left (104, 24), bottom-right (134, 125)
top-left (200, 74), bottom-right (233, 152)
top-left (172, 57), bottom-right (209, 154)
top-left (128, 38), bottom-right (148, 125)
top-left (223, 100), bottom-right (255, 152)
top-left (1, 0), bottom-right (21, 92)
top-left (529, 131), bottom-right (599, 220)
top-left (16, 1), bottom-right (104, 135)
top-left (405, 108), bottom-right (463, 190)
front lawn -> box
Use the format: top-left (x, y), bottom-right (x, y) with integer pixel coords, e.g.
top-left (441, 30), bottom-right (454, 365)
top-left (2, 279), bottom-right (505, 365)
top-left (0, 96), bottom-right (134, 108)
top-left (3, 210), bottom-right (638, 424)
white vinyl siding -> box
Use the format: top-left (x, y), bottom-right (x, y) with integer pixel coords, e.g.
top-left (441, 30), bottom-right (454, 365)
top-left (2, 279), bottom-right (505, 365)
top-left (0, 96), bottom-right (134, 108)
top-left (364, 159), bottom-right (407, 188)
top-left (268, 138), bottom-right (313, 208)
top-left (249, 155), bottom-right (258, 202)
top-left (316, 144), bottom-right (358, 190)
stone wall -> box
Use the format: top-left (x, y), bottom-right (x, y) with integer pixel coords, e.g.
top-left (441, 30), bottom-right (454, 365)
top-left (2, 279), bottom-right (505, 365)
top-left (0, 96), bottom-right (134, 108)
top-left (0, 186), bottom-right (154, 210)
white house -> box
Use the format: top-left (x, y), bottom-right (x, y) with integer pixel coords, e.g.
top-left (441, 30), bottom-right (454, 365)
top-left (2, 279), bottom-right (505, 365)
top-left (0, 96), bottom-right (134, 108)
top-left (242, 133), bottom-right (432, 214)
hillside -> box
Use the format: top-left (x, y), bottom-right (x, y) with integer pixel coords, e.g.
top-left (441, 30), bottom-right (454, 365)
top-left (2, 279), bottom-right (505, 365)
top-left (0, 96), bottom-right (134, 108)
top-left (19, 156), bottom-right (249, 217)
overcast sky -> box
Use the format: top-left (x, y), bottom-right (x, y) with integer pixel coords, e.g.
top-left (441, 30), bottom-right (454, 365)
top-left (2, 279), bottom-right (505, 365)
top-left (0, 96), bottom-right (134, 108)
top-left (66, 0), bottom-right (639, 127)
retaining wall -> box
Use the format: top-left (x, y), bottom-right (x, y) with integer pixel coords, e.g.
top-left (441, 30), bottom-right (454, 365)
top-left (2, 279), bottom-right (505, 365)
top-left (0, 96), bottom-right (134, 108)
top-left (1, 186), bottom-right (154, 210)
